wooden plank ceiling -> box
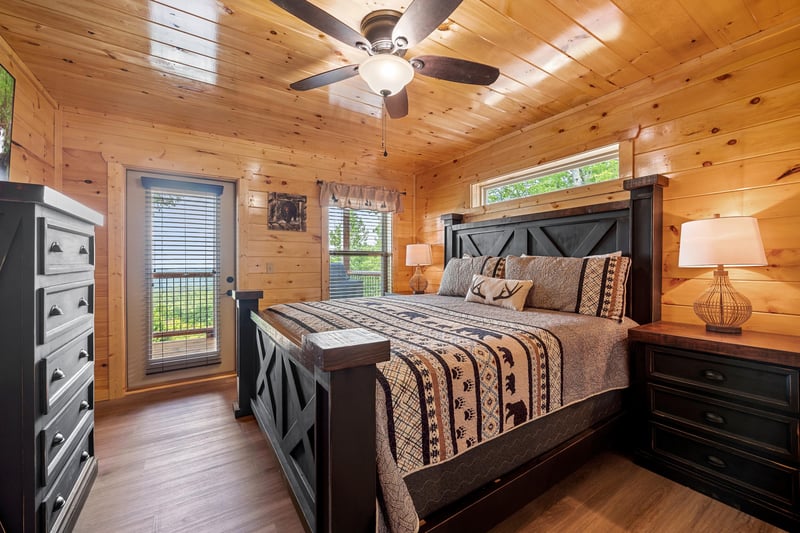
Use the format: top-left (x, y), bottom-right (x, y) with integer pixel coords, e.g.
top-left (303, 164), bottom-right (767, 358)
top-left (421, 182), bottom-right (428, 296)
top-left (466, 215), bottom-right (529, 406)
top-left (1, 0), bottom-right (797, 172)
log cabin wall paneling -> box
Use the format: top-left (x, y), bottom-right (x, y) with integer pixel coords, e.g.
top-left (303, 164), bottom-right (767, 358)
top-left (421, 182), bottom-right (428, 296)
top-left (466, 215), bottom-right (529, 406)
top-left (0, 35), bottom-right (60, 187)
top-left (415, 22), bottom-right (800, 337)
top-left (60, 108), bottom-right (415, 400)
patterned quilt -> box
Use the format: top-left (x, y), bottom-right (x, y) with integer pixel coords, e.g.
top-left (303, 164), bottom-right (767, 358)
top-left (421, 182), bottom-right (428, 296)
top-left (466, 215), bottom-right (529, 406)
top-left (266, 295), bottom-right (632, 532)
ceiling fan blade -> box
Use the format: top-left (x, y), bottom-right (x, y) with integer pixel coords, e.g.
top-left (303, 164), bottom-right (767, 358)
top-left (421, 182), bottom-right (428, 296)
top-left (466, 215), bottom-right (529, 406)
top-left (290, 64), bottom-right (360, 91)
top-left (270, 0), bottom-right (369, 50)
top-left (392, 0), bottom-right (463, 49)
top-left (384, 89), bottom-right (408, 119)
top-left (411, 55), bottom-right (500, 85)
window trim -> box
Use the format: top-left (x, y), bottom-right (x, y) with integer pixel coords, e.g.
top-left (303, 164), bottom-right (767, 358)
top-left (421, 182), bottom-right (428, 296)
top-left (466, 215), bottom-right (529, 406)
top-left (472, 144), bottom-right (620, 207)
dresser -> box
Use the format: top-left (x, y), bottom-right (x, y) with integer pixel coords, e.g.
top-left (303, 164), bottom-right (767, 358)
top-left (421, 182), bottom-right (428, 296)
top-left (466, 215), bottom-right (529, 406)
top-left (0, 183), bottom-right (102, 533)
top-left (630, 321), bottom-right (800, 531)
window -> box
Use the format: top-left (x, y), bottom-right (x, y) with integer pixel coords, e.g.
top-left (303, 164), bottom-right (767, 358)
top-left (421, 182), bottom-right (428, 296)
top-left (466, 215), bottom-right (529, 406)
top-left (474, 144), bottom-right (619, 206)
top-left (143, 177), bottom-right (222, 373)
top-left (328, 207), bottom-right (392, 298)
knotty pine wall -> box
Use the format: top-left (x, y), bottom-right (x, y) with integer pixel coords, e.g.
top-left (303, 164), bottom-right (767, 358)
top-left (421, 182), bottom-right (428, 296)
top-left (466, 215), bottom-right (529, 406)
top-left (416, 22), bottom-right (800, 337)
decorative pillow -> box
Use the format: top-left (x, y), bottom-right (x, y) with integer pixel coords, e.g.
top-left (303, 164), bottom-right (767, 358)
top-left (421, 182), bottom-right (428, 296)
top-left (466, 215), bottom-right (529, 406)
top-left (438, 256), bottom-right (506, 296)
top-left (464, 274), bottom-right (533, 311)
top-left (505, 255), bottom-right (631, 321)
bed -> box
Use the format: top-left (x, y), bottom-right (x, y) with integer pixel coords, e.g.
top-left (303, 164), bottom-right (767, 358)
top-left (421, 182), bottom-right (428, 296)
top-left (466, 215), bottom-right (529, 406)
top-left (231, 175), bottom-right (667, 532)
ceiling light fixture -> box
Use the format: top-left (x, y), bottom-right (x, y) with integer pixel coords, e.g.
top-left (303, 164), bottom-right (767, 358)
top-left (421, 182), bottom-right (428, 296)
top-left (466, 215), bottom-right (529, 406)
top-left (359, 54), bottom-right (415, 96)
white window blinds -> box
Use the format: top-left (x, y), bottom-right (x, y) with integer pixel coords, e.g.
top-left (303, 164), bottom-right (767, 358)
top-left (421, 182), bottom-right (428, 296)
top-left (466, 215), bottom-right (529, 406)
top-left (142, 177), bottom-right (222, 374)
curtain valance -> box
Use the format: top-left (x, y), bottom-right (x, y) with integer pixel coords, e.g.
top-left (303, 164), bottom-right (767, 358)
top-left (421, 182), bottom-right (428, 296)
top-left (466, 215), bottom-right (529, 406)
top-left (319, 181), bottom-right (404, 213)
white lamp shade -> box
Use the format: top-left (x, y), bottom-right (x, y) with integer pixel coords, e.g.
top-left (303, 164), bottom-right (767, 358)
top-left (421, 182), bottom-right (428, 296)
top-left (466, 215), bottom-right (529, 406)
top-left (406, 243), bottom-right (432, 266)
top-left (359, 54), bottom-right (415, 96)
top-left (678, 216), bottom-right (768, 267)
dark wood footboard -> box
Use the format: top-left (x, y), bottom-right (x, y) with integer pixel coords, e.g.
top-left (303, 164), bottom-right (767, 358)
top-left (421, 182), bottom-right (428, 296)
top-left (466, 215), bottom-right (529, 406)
top-left (231, 290), bottom-right (389, 532)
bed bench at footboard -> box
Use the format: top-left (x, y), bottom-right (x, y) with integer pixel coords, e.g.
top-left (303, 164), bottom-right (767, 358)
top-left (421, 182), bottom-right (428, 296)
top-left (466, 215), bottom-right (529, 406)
top-left (230, 290), bottom-right (389, 532)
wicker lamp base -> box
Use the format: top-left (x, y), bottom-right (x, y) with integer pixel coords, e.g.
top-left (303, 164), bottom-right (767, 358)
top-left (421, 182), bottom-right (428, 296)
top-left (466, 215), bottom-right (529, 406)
top-left (409, 266), bottom-right (428, 294)
top-left (693, 267), bottom-right (752, 334)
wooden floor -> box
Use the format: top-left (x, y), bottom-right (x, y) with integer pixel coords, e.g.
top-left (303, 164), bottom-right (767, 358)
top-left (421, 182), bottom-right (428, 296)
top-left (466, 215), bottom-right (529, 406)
top-left (75, 378), bottom-right (784, 533)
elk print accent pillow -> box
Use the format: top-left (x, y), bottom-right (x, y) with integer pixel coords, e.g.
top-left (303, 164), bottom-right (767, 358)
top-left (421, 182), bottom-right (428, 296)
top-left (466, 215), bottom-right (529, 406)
top-left (464, 274), bottom-right (533, 311)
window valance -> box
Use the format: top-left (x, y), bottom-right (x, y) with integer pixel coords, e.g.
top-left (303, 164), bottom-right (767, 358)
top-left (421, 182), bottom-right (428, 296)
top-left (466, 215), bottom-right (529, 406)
top-left (319, 181), bottom-right (404, 213)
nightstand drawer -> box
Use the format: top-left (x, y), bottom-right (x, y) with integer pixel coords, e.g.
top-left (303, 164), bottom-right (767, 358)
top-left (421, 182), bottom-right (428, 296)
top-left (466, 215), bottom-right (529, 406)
top-left (39, 217), bottom-right (95, 276)
top-left (40, 329), bottom-right (94, 415)
top-left (39, 381), bottom-right (93, 487)
top-left (651, 423), bottom-right (797, 507)
top-left (649, 384), bottom-right (798, 459)
top-left (646, 345), bottom-right (798, 412)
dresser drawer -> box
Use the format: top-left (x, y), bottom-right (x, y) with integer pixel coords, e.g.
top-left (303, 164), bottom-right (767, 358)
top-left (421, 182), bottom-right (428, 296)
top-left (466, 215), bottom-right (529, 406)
top-left (40, 330), bottom-right (94, 415)
top-left (40, 427), bottom-right (94, 533)
top-left (37, 280), bottom-right (94, 345)
top-left (645, 345), bottom-right (798, 413)
top-left (650, 423), bottom-right (798, 507)
top-left (649, 384), bottom-right (798, 459)
top-left (39, 381), bottom-right (93, 487)
top-left (39, 217), bottom-right (95, 276)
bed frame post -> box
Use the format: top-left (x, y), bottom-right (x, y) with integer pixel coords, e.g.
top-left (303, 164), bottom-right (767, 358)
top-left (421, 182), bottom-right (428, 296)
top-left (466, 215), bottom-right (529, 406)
top-left (441, 213), bottom-right (464, 265)
top-left (304, 329), bottom-right (391, 532)
top-left (230, 290), bottom-right (263, 418)
top-left (623, 175), bottom-right (668, 325)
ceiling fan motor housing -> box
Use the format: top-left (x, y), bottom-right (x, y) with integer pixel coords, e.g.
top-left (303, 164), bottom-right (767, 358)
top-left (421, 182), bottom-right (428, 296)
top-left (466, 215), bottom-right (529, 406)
top-left (360, 10), bottom-right (405, 55)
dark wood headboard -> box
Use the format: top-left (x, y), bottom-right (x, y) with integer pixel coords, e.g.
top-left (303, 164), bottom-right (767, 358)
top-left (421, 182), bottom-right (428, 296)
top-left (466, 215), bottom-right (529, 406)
top-left (441, 175), bottom-right (667, 325)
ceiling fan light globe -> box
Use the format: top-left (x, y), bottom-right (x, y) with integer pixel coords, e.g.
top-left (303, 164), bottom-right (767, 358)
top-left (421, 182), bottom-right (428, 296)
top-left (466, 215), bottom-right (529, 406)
top-left (359, 54), bottom-right (415, 96)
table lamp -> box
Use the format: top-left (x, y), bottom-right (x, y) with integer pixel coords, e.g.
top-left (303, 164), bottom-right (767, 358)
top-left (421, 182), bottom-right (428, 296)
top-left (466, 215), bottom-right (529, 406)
top-left (678, 216), bottom-right (767, 334)
top-left (406, 243), bottom-right (432, 294)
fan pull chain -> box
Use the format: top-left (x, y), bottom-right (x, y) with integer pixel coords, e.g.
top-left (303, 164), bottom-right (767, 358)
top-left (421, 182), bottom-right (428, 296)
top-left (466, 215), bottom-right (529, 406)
top-left (381, 104), bottom-right (388, 157)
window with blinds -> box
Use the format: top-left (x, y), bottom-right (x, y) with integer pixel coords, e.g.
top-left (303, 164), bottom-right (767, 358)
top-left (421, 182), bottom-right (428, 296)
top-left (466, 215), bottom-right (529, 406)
top-left (328, 207), bottom-right (392, 299)
top-left (143, 177), bottom-right (222, 373)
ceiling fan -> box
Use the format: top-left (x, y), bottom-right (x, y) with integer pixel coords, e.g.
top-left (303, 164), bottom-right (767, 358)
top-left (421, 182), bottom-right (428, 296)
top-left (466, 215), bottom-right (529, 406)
top-left (270, 0), bottom-right (501, 118)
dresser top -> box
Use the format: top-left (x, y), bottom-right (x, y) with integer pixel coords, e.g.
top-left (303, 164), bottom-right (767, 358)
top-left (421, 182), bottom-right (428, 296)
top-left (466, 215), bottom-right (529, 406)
top-left (0, 182), bottom-right (103, 226)
top-left (630, 321), bottom-right (800, 367)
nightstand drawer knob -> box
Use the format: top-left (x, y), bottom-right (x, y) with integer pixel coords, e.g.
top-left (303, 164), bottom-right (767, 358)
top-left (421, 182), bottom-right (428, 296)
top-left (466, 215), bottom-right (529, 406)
top-left (79, 245), bottom-right (89, 255)
top-left (702, 369), bottom-right (725, 382)
top-left (703, 411), bottom-right (726, 425)
top-left (78, 297), bottom-right (89, 307)
top-left (79, 400), bottom-right (90, 411)
top-left (49, 305), bottom-right (64, 317)
top-left (52, 368), bottom-right (66, 381)
top-left (52, 433), bottom-right (65, 446)
top-left (49, 242), bottom-right (63, 253)
top-left (78, 349), bottom-right (89, 359)
top-left (80, 450), bottom-right (90, 462)
top-left (53, 495), bottom-right (66, 511)
top-left (706, 455), bottom-right (727, 469)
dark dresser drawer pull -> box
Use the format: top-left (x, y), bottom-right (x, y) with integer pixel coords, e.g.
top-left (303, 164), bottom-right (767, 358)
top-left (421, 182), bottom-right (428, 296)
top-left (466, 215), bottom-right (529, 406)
top-left (78, 297), bottom-right (89, 307)
top-left (52, 433), bottom-right (66, 446)
top-left (49, 305), bottom-right (64, 317)
top-left (79, 245), bottom-right (89, 255)
top-left (80, 450), bottom-right (90, 462)
top-left (53, 495), bottom-right (66, 512)
top-left (78, 349), bottom-right (89, 359)
top-left (79, 400), bottom-right (90, 411)
top-left (706, 455), bottom-right (727, 469)
top-left (702, 369), bottom-right (725, 382)
top-left (49, 242), bottom-right (63, 253)
top-left (52, 368), bottom-right (66, 382)
top-left (703, 411), bottom-right (726, 425)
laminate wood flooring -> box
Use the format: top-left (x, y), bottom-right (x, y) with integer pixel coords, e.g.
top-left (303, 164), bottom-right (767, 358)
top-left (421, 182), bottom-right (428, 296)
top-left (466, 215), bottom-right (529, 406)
top-left (74, 378), bottom-right (784, 533)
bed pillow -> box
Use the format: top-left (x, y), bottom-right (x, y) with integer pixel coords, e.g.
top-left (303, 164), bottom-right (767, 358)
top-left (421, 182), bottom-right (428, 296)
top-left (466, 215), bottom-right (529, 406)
top-left (438, 256), bottom-right (506, 296)
top-left (464, 274), bottom-right (533, 311)
top-left (505, 255), bottom-right (630, 321)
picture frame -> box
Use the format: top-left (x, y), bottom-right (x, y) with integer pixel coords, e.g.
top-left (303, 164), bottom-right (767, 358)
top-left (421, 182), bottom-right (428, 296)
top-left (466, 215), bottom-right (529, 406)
top-left (0, 62), bottom-right (14, 182)
top-left (268, 192), bottom-right (307, 232)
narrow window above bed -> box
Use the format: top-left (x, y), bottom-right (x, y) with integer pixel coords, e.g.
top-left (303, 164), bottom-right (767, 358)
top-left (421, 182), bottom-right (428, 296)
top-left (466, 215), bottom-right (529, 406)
top-left (473, 144), bottom-right (619, 206)
top-left (328, 207), bottom-right (392, 298)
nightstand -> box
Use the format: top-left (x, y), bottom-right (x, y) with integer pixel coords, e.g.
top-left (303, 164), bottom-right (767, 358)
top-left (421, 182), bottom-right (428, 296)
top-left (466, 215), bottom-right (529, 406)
top-left (629, 321), bottom-right (800, 531)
